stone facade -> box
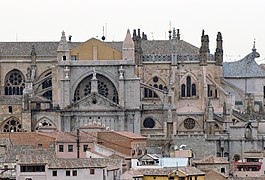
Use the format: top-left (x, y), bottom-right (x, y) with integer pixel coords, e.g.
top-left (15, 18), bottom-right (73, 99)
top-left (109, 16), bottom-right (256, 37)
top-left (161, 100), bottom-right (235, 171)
top-left (1, 28), bottom-right (265, 164)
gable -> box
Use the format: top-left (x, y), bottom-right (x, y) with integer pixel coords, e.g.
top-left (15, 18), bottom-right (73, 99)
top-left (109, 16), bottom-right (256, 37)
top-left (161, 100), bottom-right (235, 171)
top-left (71, 38), bottom-right (122, 60)
top-left (68, 93), bottom-right (124, 111)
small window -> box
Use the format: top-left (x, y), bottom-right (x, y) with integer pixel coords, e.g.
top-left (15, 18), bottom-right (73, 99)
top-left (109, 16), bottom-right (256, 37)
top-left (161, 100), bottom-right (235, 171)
top-left (38, 144), bottom-right (43, 149)
top-left (8, 106), bottom-right (12, 113)
top-left (71, 56), bottom-right (77, 61)
top-left (90, 168), bottom-right (95, 175)
top-left (52, 170), bottom-right (57, 176)
top-left (59, 145), bottom-right (64, 152)
top-left (83, 145), bottom-right (88, 152)
top-left (68, 145), bottom-right (73, 152)
top-left (73, 170), bottom-right (77, 176)
top-left (66, 170), bottom-right (70, 176)
top-left (63, 55), bottom-right (67, 61)
top-left (221, 167), bottom-right (226, 173)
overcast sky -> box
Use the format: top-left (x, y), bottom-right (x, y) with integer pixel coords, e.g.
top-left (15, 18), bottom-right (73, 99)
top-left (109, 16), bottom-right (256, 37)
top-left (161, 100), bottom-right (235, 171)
top-left (1, 0), bottom-right (265, 63)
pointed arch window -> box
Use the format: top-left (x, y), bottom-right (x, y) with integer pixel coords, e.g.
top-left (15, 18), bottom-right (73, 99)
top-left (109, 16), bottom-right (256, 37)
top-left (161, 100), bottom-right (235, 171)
top-left (143, 76), bottom-right (167, 99)
top-left (192, 83), bottom-right (196, 96)
top-left (4, 70), bottom-right (25, 95)
top-left (2, 118), bottom-right (21, 132)
top-left (181, 84), bottom-right (185, 97)
top-left (181, 75), bottom-right (197, 98)
top-left (186, 76), bottom-right (191, 97)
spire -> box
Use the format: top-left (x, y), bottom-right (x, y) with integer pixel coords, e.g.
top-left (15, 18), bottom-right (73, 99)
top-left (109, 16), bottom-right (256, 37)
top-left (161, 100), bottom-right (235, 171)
top-left (199, 29), bottom-right (209, 66)
top-left (122, 29), bottom-right (135, 61)
top-left (177, 29), bottom-right (180, 40)
top-left (252, 39), bottom-right (256, 52)
top-left (172, 28), bottom-right (176, 40)
top-left (251, 39), bottom-right (260, 58)
top-left (215, 32), bottom-right (223, 66)
top-left (57, 31), bottom-right (70, 52)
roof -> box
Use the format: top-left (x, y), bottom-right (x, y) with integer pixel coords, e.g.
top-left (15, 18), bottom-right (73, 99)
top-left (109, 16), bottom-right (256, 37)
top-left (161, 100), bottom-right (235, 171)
top-left (122, 169), bottom-right (143, 177)
top-left (193, 155), bottom-right (229, 164)
top-left (0, 39), bottom-right (199, 57)
top-left (0, 132), bottom-right (56, 145)
top-left (223, 50), bottom-right (265, 78)
top-left (40, 131), bottom-right (98, 143)
top-left (0, 42), bottom-right (80, 56)
top-left (141, 40), bottom-right (199, 55)
top-left (113, 131), bottom-right (147, 140)
top-left (48, 158), bottom-right (121, 170)
top-left (138, 167), bottom-right (177, 176)
top-left (178, 166), bottom-right (205, 176)
top-left (30, 95), bottom-right (51, 103)
top-left (0, 95), bottom-right (22, 104)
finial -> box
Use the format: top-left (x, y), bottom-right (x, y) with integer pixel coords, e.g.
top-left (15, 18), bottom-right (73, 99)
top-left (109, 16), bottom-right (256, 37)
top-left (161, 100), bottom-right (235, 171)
top-left (92, 67), bottom-right (97, 80)
top-left (172, 28), bottom-right (176, 40)
top-left (252, 39), bottom-right (256, 52)
top-left (31, 45), bottom-right (36, 56)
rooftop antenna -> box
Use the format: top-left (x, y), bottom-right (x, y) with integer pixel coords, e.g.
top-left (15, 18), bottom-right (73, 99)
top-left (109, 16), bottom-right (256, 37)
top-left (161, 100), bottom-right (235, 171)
top-left (168, 20), bottom-right (172, 40)
top-left (105, 23), bottom-right (107, 40)
top-left (101, 26), bottom-right (106, 41)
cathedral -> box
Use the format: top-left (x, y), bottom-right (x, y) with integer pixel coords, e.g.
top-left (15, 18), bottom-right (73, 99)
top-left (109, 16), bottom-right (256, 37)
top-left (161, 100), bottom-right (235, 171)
top-left (1, 28), bottom-right (265, 161)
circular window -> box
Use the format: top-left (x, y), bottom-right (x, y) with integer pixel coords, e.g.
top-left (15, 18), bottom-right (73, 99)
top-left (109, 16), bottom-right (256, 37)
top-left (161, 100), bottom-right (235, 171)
top-left (153, 76), bottom-right (158, 83)
top-left (184, 118), bottom-right (195, 129)
top-left (143, 118), bottom-right (155, 128)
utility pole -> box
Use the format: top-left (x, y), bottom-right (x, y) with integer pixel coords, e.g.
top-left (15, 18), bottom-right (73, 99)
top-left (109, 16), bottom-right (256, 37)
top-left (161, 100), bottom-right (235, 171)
top-left (77, 127), bottom-right (80, 158)
top-left (75, 114), bottom-right (80, 159)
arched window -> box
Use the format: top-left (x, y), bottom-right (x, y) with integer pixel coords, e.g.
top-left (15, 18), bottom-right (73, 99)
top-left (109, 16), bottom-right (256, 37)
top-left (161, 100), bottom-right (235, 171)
top-left (74, 74), bottom-right (118, 103)
top-left (180, 75), bottom-right (197, 98)
top-left (2, 118), bottom-right (21, 132)
top-left (41, 72), bottom-right (52, 100)
top-left (4, 70), bottom-right (25, 95)
top-left (186, 76), bottom-right (191, 97)
top-left (192, 83), bottom-right (196, 96)
top-left (181, 84), bottom-right (185, 97)
top-left (143, 76), bottom-right (167, 99)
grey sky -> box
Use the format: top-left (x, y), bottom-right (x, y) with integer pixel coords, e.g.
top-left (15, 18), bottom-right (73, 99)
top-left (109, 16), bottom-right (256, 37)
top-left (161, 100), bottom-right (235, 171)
top-left (1, 0), bottom-right (265, 63)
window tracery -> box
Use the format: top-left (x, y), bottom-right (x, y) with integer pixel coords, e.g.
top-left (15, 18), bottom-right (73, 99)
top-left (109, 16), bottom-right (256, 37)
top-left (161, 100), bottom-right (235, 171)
top-left (74, 74), bottom-right (118, 103)
top-left (42, 72), bottom-right (52, 100)
top-left (144, 76), bottom-right (167, 98)
top-left (143, 118), bottom-right (155, 128)
top-left (2, 118), bottom-right (21, 132)
top-left (183, 118), bottom-right (195, 129)
top-left (4, 70), bottom-right (25, 95)
top-left (181, 75), bottom-right (197, 98)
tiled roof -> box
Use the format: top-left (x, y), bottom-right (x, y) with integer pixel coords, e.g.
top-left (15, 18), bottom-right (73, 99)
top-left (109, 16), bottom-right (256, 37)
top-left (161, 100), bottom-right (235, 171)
top-left (114, 131), bottom-right (147, 140)
top-left (40, 131), bottom-right (98, 143)
top-left (0, 39), bottom-right (198, 57)
top-left (141, 40), bottom-right (199, 55)
top-left (178, 166), bottom-right (205, 176)
top-left (48, 158), bottom-right (121, 170)
top-left (139, 167), bottom-right (176, 176)
top-left (7, 145), bottom-right (55, 162)
top-left (223, 51), bottom-right (265, 78)
top-left (193, 155), bottom-right (229, 164)
top-left (0, 95), bottom-right (22, 104)
top-left (30, 95), bottom-right (51, 103)
top-left (17, 152), bottom-right (49, 165)
top-left (0, 42), bottom-right (80, 56)
top-left (0, 132), bottom-right (56, 146)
